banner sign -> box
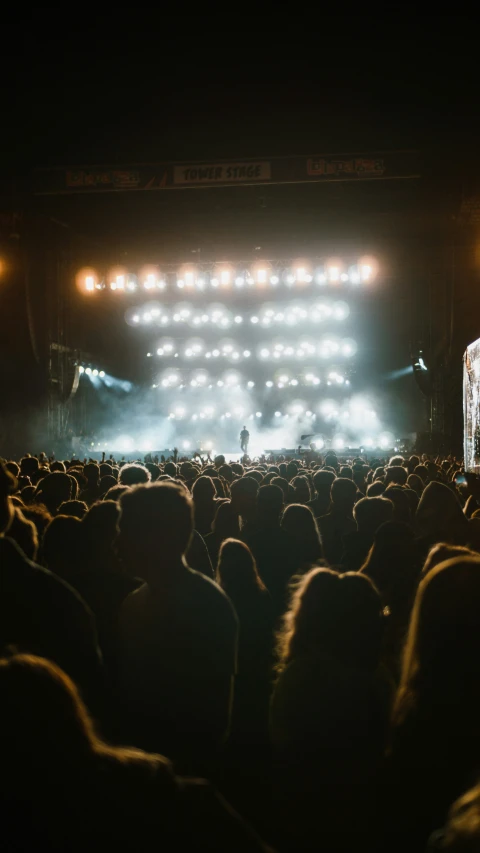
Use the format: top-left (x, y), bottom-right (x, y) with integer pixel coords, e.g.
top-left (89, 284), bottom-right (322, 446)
top-left (33, 151), bottom-right (419, 194)
top-left (173, 161), bottom-right (271, 185)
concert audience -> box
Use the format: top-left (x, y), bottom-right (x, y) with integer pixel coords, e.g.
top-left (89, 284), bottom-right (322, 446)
top-left (0, 448), bottom-right (477, 851)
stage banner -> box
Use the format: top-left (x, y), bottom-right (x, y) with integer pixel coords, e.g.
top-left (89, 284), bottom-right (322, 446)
top-left (464, 337), bottom-right (480, 472)
top-left (33, 151), bottom-right (420, 194)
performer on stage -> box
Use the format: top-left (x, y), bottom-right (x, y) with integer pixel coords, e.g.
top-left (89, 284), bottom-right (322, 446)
top-left (240, 425), bottom-right (250, 454)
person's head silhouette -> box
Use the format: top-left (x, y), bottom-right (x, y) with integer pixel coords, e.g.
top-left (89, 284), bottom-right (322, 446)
top-left (118, 482), bottom-right (194, 584)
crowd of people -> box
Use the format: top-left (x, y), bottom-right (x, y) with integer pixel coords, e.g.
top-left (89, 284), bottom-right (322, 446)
top-left (2, 447), bottom-right (480, 850)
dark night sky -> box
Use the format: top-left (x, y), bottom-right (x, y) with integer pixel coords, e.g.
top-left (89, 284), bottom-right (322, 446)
top-left (2, 15), bottom-right (480, 170)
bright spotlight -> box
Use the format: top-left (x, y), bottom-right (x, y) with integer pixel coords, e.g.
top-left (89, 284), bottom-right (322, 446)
top-left (333, 437), bottom-right (345, 450)
top-left (313, 437), bottom-right (325, 450)
top-left (255, 412), bottom-right (262, 418)
top-left (85, 276), bottom-right (95, 291)
top-left (78, 365), bottom-right (85, 374)
top-left (361, 265), bottom-right (372, 281)
top-left (286, 274), bottom-right (295, 285)
top-left (328, 266), bottom-right (340, 282)
top-left (257, 269), bottom-right (267, 283)
top-left (274, 411), bottom-right (282, 417)
top-left (270, 275), bottom-right (279, 285)
top-left (85, 367), bottom-right (92, 375)
top-left (217, 380), bottom-right (224, 387)
top-left (247, 380), bottom-right (255, 388)
top-left (99, 371), bottom-right (105, 378)
top-left (145, 273), bottom-right (156, 289)
top-left (260, 348), bottom-right (269, 358)
top-left (234, 316), bottom-right (243, 324)
top-left (235, 276), bottom-right (245, 287)
top-left (183, 441), bottom-right (191, 449)
top-left (266, 380), bottom-right (273, 387)
top-left (251, 316), bottom-right (259, 324)
top-left (92, 369), bottom-right (99, 376)
top-left (220, 270), bottom-right (230, 285)
top-left (316, 272), bottom-right (327, 284)
top-left (132, 314), bottom-right (140, 323)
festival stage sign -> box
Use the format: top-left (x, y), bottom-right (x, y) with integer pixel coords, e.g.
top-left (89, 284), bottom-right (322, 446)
top-left (33, 151), bottom-right (419, 194)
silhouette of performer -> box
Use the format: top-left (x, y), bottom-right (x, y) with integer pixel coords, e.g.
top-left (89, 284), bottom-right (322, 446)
top-left (240, 426), bottom-right (250, 454)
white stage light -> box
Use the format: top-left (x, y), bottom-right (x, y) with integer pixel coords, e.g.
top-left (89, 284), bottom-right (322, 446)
top-left (184, 272), bottom-right (194, 287)
top-left (99, 371), bottom-right (105, 378)
top-left (78, 366), bottom-right (85, 374)
top-left (212, 349), bottom-right (220, 357)
top-left (225, 412), bottom-right (231, 418)
top-left (217, 380), bottom-right (224, 387)
top-left (85, 276), bottom-right (94, 291)
top-left (340, 273), bottom-right (349, 282)
top-left (201, 314), bottom-right (209, 323)
top-left (110, 282), bottom-right (117, 290)
top-left (260, 348), bottom-right (269, 358)
top-left (234, 315), bottom-right (243, 324)
top-left (328, 267), bottom-right (340, 282)
top-left (235, 276), bottom-right (245, 287)
top-left (251, 316), bottom-right (259, 324)
top-left (364, 438), bottom-right (374, 448)
top-left (247, 380), bottom-right (255, 388)
top-left (257, 269), bottom-right (267, 283)
top-left (92, 369), bottom-right (99, 376)
top-left (157, 348), bottom-right (164, 356)
top-left (255, 412), bottom-right (262, 418)
top-left (183, 441), bottom-right (191, 449)
top-left (304, 274), bottom-right (313, 283)
top-left (158, 280), bottom-right (166, 290)
top-left (85, 368), bottom-right (92, 375)
top-left (266, 380), bottom-right (273, 387)
top-left (296, 268), bottom-right (305, 282)
top-left (211, 277), bottom-right (219, 287)
top-left (306, 410), bottom-right (313, 417)
top-left (132, 314), bottom-right (140, 323)
top-left (292, 404), bottom-right (303, 414)
top-left (333, 437), bottom-right (345, 450)
top-left (316, 272), bottom-right (326, 284)
top-left (232, 352), bottom-right (240, 361)
top-left (285, 347), bottom-right (294, 356)
top-left (290, 379), bottom-right (299, 386)
top-left (274, 411), bottom-right (281, 417)
top-left (220, 270), bottom-right (230, 285)
top-left (177, 280), bottom-right (185, 289)
top-left (270, 275), bottom-right (279, 285)
top-left (196, 278), bottom-right (205, 290)
top-left (143, 312), bottom-right (152, 323)
top-left (161, 316), bottom-right (169, 325)
top-left (145, 273), bottom-right (156, 289)
top-left (286, 274), bottom-right (295, 285)
top-left (361, 265), bottom-right (372, 281)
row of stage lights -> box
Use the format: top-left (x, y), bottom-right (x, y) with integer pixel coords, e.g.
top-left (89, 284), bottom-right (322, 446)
top-left (146, 337), bottom-right (357, 362)
top-left (82, 260), bottom-right (377, 295)
top-left (152, 371), bottom-right (349, 389)
top-left (78, 366), bottom-right (105, 378)
top-left (128, 300), bottom-right (350, 328)
top-left (162, 399), bottom-right (378, 422)
top-left (92, 434), bottom-right (394, 453)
